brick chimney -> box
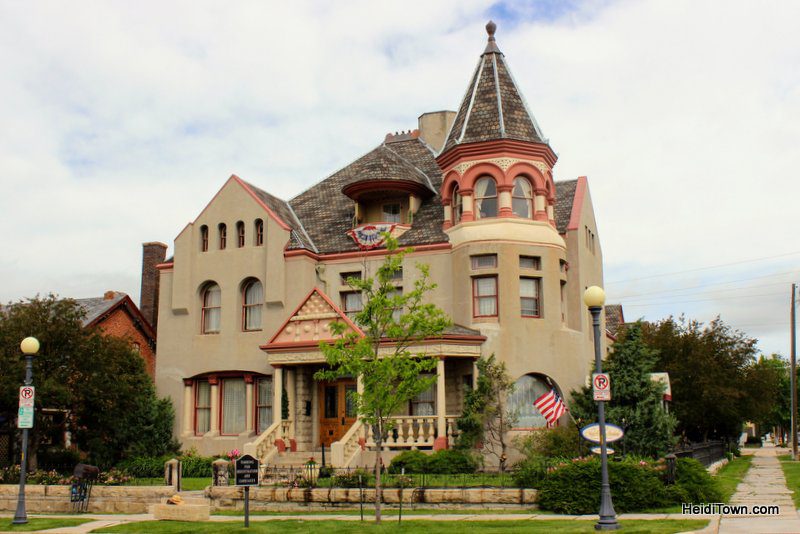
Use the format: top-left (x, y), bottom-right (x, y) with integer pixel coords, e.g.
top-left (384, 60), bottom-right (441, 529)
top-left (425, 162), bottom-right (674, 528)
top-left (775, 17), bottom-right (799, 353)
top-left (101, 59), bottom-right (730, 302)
top-left (140, 242), bottom-right (167, 332)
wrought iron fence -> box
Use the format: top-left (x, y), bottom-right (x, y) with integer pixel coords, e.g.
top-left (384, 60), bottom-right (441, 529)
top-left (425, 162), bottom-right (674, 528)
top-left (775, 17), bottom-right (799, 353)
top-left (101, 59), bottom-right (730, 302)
top-left (672, 440), bottom-right (727, 467)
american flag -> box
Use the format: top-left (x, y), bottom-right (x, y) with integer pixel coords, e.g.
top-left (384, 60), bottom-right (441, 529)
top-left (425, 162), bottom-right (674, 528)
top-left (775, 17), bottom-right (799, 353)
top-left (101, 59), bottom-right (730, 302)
top-left (534, 389), bottom-right (567, 428)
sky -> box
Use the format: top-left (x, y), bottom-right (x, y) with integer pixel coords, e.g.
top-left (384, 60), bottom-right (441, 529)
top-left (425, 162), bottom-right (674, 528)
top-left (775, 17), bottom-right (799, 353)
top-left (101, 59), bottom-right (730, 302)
top-left (0, 0), bottom-right (798, 357)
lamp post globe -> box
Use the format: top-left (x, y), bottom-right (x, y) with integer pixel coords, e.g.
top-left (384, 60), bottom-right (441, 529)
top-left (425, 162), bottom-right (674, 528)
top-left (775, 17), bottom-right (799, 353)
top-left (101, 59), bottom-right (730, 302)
top-left (20, 337), bottom-right (40, 355)
top-left (583, 286), bottom-right (606, 308)
top-left (13, 336), bottom-right (39, 525)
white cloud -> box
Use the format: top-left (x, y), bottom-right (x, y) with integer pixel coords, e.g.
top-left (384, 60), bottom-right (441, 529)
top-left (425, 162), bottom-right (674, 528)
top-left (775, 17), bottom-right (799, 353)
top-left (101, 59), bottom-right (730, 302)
top-left (0, 0), bottom-right (797, 355)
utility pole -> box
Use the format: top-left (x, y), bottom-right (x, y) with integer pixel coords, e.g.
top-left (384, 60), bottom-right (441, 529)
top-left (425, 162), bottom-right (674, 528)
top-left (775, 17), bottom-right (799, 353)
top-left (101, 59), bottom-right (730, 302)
top-left (792, 283), bottom-right (797, 461)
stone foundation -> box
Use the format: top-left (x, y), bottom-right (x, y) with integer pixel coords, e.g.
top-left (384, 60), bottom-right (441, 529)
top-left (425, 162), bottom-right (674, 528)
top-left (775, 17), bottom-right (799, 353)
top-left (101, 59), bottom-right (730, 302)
top-left (206, 485), bottom-right (537, 511)
top-left (0, 485), bottom-right (176, 514)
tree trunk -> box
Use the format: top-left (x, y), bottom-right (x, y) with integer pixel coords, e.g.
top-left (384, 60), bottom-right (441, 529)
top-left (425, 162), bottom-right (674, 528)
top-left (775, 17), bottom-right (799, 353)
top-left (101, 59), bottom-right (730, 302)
top-left (374, 432), bottom-right (383, 523)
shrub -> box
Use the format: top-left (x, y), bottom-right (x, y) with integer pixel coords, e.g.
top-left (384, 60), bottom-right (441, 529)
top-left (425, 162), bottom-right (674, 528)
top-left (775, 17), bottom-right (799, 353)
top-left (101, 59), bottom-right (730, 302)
top-left (180, 454), bottom-right (216, 478)
top-left (537, 457), bottom-right (669, 514)
top-left (512, 457), bottom-right (552, 488)
top-left (37, 447), bottom-right (81, 472)
top-left (332, 469), bottom-right (372, 488)
top-left (672, 458), bottom-right (723, 503)
top-left (318, 466), bottom-right (334, 479)
top-left (388, 450), bottom-right (429, 474)
top-left (117, 455), bottom-right (170, 478)
top-left (516, 426), bottom-right (583, 460)
top-left (426, 449), bottom-right (479, 474)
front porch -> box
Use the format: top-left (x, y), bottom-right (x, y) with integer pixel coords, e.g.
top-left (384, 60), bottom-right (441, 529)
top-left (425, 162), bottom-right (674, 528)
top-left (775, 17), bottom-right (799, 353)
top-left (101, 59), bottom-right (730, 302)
top-left (243, 356), bottom-right (478, 467)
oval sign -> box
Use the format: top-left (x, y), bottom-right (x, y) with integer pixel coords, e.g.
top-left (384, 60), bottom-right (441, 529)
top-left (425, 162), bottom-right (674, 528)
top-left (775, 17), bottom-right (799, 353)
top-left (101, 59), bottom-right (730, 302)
top-left (580, 423), bottom-right (624, 444)
top-left (591, 446), bottom-right (615, 455)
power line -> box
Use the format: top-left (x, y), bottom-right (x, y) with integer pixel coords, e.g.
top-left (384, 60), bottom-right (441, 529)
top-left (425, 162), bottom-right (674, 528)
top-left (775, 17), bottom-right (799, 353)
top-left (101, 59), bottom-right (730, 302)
top-left (622, 291), bottom-right (785, 307)
top-left (620, 281), bottom-right (794, 302)
top-left (606, 251), bottom-right (800, 285)
top-left (611, 270), bottom-right (799, 300)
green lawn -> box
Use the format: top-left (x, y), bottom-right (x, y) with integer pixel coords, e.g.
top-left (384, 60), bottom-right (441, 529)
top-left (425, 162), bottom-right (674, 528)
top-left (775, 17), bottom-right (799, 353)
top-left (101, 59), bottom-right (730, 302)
top-left (778, 455), bottom-right (800, 507)
top-left (213, 508), bottom-right (537, 516)
top-left (0, 518), bottom-right (93, 531)
top-left (717, 454), bottom-right (753, 502)
top-left (96, 519), bottom-right (708, 533)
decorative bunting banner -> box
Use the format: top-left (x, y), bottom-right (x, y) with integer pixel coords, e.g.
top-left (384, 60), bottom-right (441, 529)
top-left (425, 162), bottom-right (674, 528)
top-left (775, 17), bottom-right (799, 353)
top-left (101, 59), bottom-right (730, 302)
top-left (346, 224), bottom-right (396, 250)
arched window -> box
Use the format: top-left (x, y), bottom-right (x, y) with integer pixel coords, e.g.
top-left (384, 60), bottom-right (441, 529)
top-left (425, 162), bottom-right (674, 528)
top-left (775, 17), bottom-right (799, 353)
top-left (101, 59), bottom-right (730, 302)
top-left (201, 283), bottom-right (221, 334)
top-left (236, 221), bottom-right (245, 248)
top-left (200, 225), bottom-right (209, 252)
top-left (508, 374), bottom-right (559, 428)
top-left (512, 177), bottom-right (533, 218)
top-left (451, 184), bottom-right (463, 224)
top-left (242, 279), bottom-right (263, 331)
top-left (254, 219), bottom-right (264, 246)
top-left (218, 223), bottom-right (227, 250)
top-left (474, 177), bottom-right (497, 219)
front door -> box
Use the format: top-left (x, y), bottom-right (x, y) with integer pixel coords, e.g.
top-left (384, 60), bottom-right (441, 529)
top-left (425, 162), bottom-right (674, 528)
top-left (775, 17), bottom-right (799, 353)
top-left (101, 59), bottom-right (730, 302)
top-left (319, 379), bottom-right (357, 447)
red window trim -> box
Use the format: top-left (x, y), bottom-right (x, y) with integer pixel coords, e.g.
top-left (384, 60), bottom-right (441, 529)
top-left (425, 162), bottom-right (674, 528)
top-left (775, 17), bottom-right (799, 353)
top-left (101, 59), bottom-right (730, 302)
top-left (237, 221), bottom-right (245, 248)
top-left (219, 223), bottom-right (227, 250)
top-left (472, 275), bottom-right (498, 318)
top-left (241, 280), bottom-right (263, 332)
top-left (200, 225), bottom-right (209, 252)
top-left (470, 254), bottom-right (498, 270)
top-left (474, 176), bottom-right (498, 219)
top-left (255, 219), bottom-right (264, 246)
top-left (255, 377), bottom-right (273, 434)
top-left (218, 377), bottom-right (246, 436)
top-left (201, 284), bottom-right (221, 334)
top-left (520, 277), bottom-right (542, 318)
top-left (511, 176), bottom-right (534, 219)
top-left (519, 255), bottom-right (542, 270)
top-left (194, 379), bottom-right (211, 436)
top-left (341, 290), bottom-right (363, 318)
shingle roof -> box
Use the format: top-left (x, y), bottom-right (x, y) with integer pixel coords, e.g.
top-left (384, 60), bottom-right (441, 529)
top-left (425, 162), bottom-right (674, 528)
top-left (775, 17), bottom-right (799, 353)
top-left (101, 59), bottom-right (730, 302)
top-left (289, 139), bottom-right (449, 254)
top-left (605, 304), bottom-right (625, 337)
top-left (75, 292), bottom-right (127, 327)
top-left (554, 179), bottom-right (577, 234)
top-left (241, 180), bottom-right (318, 253)
top-left (441, 22), bottom-right (547, 154)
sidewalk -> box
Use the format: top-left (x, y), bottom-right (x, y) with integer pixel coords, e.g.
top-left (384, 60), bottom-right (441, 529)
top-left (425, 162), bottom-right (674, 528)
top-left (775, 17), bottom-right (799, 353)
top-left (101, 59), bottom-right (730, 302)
top-left (717, 445), bottom-right (800, 533)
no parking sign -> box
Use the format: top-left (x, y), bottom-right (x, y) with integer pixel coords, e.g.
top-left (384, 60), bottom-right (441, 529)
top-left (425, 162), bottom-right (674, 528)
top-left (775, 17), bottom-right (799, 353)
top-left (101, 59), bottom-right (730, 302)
top-left (592, 373), bottom-right (611, 401)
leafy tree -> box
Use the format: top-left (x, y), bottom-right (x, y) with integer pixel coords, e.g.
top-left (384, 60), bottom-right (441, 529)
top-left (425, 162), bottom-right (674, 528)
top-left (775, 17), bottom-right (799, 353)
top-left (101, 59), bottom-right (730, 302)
top-left (315, 237), bottom-right (450, 523)
top-left (640, 316), bottom-right (763, 442)
top-left (571, 322), bottom-right (677, 457)
top-left (0, 295), bottom-right (179, 468)
top-left (745, 355), bottom-right (789, 440)
top-left (454, 354), bottom-right (516, 470)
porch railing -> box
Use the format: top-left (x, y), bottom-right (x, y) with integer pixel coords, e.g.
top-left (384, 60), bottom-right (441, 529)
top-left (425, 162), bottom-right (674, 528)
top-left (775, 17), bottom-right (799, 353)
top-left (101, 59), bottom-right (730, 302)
top-left (331, 419), bottom-right (364, 467)
top-left (242, 418), bottom-right (294, 465)
top-left (364, 416), bottom-right (437, 448)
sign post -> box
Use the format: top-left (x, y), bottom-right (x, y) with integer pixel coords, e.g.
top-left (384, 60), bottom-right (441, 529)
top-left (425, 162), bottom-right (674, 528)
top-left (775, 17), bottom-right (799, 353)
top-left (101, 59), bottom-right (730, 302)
top-left (235, 454), bottom-right (259, 528)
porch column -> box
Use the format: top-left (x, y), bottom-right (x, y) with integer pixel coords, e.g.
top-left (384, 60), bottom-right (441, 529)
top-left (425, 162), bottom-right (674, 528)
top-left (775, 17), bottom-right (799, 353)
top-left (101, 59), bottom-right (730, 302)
top-left (182, 379), bottom-right (194, 436)
top-left (473, 359), bottom-right (479, 389)
top-left (244, 375), bottom-right (254, 435)
top-left (435, 357), bottom-right (447, 450)
top-left (208, 375), bottom-right (220, 436)
top-left (287, 368), bottom-right (296, 438)
top-left (273, 366), bottom-right (283, 426)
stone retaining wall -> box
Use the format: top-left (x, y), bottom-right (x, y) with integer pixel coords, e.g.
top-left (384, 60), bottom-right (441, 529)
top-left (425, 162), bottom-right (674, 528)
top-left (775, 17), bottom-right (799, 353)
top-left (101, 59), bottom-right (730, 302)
top-left (206, 486), bottom-right (537, 511)
top-left (0, 485), bottom-right (176, 514)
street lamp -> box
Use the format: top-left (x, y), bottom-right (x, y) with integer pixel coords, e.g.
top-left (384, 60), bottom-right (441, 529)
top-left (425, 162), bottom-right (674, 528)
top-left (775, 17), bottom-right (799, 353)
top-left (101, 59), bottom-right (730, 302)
top-left (13, 336), bottom-right (39, 525)
top-left (584, 287), bottom-right (619, 531)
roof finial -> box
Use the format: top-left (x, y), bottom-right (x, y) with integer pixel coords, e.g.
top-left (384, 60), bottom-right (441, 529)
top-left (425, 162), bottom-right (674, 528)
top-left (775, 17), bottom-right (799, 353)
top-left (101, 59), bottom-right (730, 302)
top-left (483, 20), bottom-right (501, 55)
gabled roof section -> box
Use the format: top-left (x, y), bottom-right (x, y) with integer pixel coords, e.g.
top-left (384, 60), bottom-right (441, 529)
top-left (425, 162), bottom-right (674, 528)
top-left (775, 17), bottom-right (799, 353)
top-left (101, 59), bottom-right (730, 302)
top-left (263, 288), bottom-right (363, 350)
top-left (76, 292), bottom-right (156, 343)
top-left (289, 138), bottom-right (448, 254)
top-left (605, 304), bottom-right (625, 338)
top-left (554, 179), bottom-right (578, 234)
top-left (441, 21), bottom-right (547, 154)
top-left (235, 176), bottom-right (319, 253)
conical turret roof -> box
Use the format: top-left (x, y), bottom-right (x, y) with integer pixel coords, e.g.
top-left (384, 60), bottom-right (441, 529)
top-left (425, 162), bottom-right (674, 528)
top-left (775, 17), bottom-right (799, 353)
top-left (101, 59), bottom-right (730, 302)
top-left (441, 21), bottom-right (547, 153)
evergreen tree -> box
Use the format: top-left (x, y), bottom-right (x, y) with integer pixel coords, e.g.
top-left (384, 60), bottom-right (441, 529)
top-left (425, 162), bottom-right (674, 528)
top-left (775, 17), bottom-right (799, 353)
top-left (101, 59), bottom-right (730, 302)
top-left (571, 322), bottom-right (677, 457)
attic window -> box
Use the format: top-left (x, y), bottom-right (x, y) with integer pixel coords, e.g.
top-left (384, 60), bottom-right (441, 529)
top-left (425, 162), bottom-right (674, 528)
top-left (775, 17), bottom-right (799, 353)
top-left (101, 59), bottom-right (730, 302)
top-left (383, 203), bottom-right (401, 223)
top-left (200, 225), bottom-right (209, 252)
top-left (237, 221), bottom-right (245, 248)
top-left (219, 223), bottom-right (227, 250)
top-left (255, 219), bottom-right (264, 246)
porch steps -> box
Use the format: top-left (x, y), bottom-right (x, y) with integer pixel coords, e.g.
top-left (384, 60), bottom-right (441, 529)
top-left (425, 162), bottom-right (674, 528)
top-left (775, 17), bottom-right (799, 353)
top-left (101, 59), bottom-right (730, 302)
top-left (268, 450), bottom-right (326, 467)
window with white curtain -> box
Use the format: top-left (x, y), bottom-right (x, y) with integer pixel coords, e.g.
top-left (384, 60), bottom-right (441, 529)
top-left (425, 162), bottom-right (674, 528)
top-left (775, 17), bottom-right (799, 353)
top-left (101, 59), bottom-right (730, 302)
top-left (221, 378), bottom-right (246, 435)
top-left (256, 377), bottom-right (273, 433)
top-left (520, 277), bottom-right (542, 317)
top-left (473, 276), bottom-right (498, 317)
top-left (341, 291), bottom-right (363, 319)
top-left (508, 374), bottom-right (554, 428)
top-left (512, 177), bottom-right (533, 218)
top-left (202, 283), bottom-right (221, 334)
top-left (474, 177), bottom-right (498, 219)
top-left (410, 375), bottom-right (436, 415)
top-left (195, 381), bottom-right (211, 435)
top-left (382, 203), bottom-right (401, 223)
top-left (242, 280), bottom-right (263, 331)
